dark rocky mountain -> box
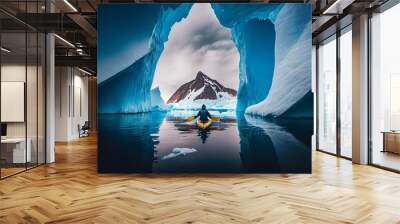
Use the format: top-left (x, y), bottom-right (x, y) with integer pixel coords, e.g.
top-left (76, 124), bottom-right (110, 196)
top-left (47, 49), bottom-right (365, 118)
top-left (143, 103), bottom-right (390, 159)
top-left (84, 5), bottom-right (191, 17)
top-left (167, 71), bottom-right (237, 104)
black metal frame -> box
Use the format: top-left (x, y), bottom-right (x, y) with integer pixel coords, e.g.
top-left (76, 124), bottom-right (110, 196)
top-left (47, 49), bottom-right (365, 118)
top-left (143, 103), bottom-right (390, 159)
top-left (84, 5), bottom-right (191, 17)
top-left (0, 16), bottom-right (2, 179)
top-left (336, 24), bottom-right (341, 158)
top-left (316, 0), bottom-right (400, 172)
top-left (315, 44), bottom-right (319, 151)
top-left (367, 10), bottom-right (373, 166)
top-left (367, 0), bottom-right (400, 173)
top-left (316, 32), bottom-right (337, 156)
top-left (315, 22), bottom-right (353, 162)
top-left (0, 0), bottom-right (47, 180)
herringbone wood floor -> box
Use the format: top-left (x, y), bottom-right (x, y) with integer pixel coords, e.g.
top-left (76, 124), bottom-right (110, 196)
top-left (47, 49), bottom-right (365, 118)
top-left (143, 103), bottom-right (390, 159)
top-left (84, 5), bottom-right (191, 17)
top-left (1, 135), bottom-right (400, 224)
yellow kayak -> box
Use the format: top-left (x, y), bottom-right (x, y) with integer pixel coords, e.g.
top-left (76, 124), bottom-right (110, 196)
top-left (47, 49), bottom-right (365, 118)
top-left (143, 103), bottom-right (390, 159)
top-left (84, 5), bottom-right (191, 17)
top-left (196, 119), bottom-right (212, 129)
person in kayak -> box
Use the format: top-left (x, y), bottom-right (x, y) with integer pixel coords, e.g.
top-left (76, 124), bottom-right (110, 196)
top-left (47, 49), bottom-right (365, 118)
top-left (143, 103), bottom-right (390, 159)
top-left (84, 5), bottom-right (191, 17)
top-left (195, 104), bottom-right (212, 123)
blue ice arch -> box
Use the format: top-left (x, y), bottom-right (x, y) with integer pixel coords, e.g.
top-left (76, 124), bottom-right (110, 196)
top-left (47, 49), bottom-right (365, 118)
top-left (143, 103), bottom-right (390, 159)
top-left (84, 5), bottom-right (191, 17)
top-left (98, 3), bottom-right (312, 118)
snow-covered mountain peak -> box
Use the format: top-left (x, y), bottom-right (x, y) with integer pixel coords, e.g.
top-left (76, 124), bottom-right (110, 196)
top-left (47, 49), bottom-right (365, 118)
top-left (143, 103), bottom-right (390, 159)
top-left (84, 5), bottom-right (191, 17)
top-left (195, 71), bottom-right (207, 80)
top-left (166, 71), bottom-right (237, 110)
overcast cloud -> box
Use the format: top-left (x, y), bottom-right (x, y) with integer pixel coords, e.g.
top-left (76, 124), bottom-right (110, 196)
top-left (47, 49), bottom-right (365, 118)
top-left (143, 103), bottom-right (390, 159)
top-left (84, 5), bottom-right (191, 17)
top-left (152, 3), bottom-right (239, 101)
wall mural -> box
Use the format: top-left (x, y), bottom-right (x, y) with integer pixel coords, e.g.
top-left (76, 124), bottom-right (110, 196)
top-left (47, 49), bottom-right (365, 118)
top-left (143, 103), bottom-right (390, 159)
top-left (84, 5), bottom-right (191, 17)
top-left (97, 3), bottom-right (313, 173)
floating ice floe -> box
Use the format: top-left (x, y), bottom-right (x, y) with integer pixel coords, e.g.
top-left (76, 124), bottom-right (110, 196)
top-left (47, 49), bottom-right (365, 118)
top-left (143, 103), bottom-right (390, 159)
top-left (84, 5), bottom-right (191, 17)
top-left (162, 147), bottom-right (197, 160)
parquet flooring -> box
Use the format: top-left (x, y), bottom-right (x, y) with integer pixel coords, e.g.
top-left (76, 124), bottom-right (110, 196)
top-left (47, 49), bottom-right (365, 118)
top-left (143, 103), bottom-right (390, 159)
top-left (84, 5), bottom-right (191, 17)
top-left (1, 135), bottom-right (400, 223)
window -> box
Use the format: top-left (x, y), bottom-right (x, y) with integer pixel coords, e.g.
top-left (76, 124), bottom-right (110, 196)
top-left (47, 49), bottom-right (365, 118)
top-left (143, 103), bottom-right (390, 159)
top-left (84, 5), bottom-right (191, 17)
top-left (339, 27), bottom-right (352, 158)
top-left (370, 3), bottom-right (400, 171)
top-left (317, 35), bottom-right (337, 154)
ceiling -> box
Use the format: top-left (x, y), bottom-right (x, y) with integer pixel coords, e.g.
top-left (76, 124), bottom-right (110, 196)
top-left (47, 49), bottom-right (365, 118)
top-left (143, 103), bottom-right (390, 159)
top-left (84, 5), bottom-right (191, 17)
top-left (0, 0), bottom-right (391, 75)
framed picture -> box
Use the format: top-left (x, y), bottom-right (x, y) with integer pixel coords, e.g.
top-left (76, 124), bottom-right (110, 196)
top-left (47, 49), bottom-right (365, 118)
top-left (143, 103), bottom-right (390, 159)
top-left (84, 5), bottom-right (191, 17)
top-left (98, 3), bottom-right (313, 173)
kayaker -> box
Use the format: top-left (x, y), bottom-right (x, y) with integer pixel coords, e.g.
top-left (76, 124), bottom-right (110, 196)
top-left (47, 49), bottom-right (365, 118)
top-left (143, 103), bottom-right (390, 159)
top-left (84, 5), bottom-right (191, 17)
top-left (195, 104), bottom-right (212, 123)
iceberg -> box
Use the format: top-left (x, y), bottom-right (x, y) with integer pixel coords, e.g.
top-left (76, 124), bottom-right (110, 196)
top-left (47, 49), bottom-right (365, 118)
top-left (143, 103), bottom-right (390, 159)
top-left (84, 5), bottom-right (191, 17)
top-left (151, 87), bottom-right (170, 111)
top-left (244, 5), bottom-right (312, 118)
top-left (233, 19), bottom-right (276, 111)
top-left (98, 4), bottom-right (192, 113)
top-left (212, 4), bottom-right (283, 111)
top-left (212, 4), bottom-right (312, 117)
top-left (99, 3), bottom-right (312, 118)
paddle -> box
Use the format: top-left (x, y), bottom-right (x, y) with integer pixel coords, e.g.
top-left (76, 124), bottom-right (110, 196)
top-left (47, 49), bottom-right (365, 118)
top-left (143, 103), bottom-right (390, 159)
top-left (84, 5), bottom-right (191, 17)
top-left (186, 116), bottom-right (220, 122)
top-left (211, 117), bottom-right (221, 122)
top-left (186, 116), bottom-right (195, 122)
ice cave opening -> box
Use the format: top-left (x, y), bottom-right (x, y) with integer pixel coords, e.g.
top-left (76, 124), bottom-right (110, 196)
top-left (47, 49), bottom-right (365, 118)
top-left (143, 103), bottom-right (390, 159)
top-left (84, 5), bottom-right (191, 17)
top-left (151, 3), bottom-right (240, 110)
top-left (151, 3), bottom-right (278, 113)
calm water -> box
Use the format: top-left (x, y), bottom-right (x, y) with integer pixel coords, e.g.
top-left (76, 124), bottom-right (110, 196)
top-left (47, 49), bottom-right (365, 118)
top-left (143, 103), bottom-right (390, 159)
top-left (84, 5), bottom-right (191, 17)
top-left (98, 110), bottom-right (312, 173)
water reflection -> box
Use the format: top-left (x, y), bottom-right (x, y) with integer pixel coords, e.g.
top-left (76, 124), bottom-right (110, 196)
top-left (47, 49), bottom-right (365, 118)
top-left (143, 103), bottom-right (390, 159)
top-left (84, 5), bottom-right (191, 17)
top-left (98, 112), bottom-right (166, 172)
top-left (98, 110), bottom-right (312, 173)
top-left (197, 129), bottom-right (211, 143)
top-left (238, 114), bottom-right (311, 173)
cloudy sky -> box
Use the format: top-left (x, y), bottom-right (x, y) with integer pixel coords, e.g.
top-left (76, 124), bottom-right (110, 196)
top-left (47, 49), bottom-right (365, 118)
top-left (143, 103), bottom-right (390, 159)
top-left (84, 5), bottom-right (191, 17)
top-left (152, 3), bottom-right (239, 102)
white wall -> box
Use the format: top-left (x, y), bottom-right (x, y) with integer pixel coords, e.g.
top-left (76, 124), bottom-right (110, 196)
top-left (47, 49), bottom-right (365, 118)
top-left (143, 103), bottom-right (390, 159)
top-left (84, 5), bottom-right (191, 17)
top-left (55, 67), bottom-right (89, 141)
top-left (71, 73), bottom-right (89, 138)
top-left (1, 65), bottom-right (41, 137)
top-left (1, 65), bottom-right (26, 135)
top-left (1, 63), bottom-right (46, 164)
top-left (1, 65), bottom-right (27, 140)
top-left (55, 67), bottom-right (70, 141)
